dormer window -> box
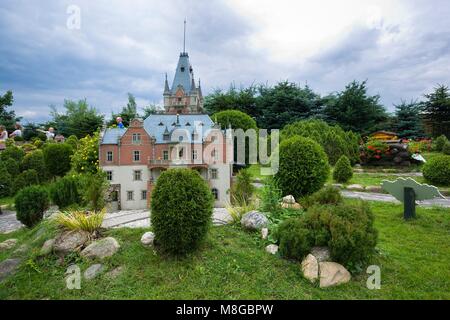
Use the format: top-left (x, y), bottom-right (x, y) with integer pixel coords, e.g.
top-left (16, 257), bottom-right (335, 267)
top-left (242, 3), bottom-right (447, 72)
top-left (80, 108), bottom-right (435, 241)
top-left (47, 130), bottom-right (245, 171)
top-left (180, 67), bottom-right (185, 72)
top-left (158, 122), bottom-right (164, 126)
top-left (185, 122), bottom-right (191, 126)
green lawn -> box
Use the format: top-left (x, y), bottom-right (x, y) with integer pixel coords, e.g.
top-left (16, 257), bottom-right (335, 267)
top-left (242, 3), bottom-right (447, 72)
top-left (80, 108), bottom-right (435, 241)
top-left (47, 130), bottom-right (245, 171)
top-left (0, 200), bottom-right (449, 299)
top-left (0, 197), bottom-right (14, 209)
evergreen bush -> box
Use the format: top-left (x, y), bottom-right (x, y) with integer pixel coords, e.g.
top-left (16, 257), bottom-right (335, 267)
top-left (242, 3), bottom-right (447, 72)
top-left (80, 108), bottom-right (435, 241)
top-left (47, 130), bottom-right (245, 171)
top-left (151, 169), bottom-right (214, 255)
top-left (333, 155), bottom-right (353, 183)
top-left (15, 185), bottom-right (49, 228)
top-left (422, 155), bottom-right (450, 186)
top-left (13, 169), bottom-right (40, 194)
top-left (21, 150), bottom-right (47, 182)
top-left (432, 135), bottom-right (448, 152)
top-left (43, 143), bottom-right (73, 177)
top-left (49, 175), bottom-right (82, 209)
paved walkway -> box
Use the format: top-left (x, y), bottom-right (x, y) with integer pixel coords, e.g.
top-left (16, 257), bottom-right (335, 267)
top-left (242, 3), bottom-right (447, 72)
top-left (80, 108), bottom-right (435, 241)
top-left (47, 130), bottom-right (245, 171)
top-left (0, 211), bottom-right (24, 234)
top-left (102, 208), bottom-right (234, 229)
top-left (342, 191), bottom-right (450, 208)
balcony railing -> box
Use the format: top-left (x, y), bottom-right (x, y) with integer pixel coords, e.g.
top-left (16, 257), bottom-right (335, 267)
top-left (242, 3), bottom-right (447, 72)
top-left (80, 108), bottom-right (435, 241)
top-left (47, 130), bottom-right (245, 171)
top-left (148, 159), bottom-right (208, 167)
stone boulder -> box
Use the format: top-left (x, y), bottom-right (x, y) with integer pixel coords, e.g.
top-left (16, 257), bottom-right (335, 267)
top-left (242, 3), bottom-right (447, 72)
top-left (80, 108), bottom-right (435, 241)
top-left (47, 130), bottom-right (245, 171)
top-left (319, 262), bottom-right (351, 288)
top-left (106, 266), bottom-right (124, 279)
top-left (311, 247), bottom-right (331, 263)
top-left (39, 239), bottom-right (56, 256)
top-left (261, 228), bottom-right (268, 240)
top-left (54, 230), bottom-right (90, 255)
top-left (346, 184), bottom-right (365, 191)
top-left (282, 195), bottom-right (296, 204)
top-left (265, 244), bottom-right (279, 255)
top-left (81, 237), bottom-right (120, 260)
top-left (0, 258), bottom-right (21, 282)
top-left (301, 254), bottom-right (318, 283)
top-left (281, 202), bottom-right (302, 210)
top-left (241, 211), bottom-right (268, 231)
top-left (0, 239), bottom-right (18, 251)
top-left (140, 232), bottom-right (155, 246)
top-left (84, 264), bottom-right (105, 280)
top-left (44, 205), bottom-right (60, 219)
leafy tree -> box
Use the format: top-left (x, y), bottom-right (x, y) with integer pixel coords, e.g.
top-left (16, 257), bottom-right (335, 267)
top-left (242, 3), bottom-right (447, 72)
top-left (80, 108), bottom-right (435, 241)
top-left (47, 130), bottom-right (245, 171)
top-left (0, 90), bottom-right (20, 131)
top-left (49, 99), bottom-right (104, 138)
top-left (70, 132), bottom-right (99, 174)
top-left (108, 93), bottom-right (138, 127)
top-left (22, 122), bottom-right (47, 141)
top-left (257, 82), bottom-right (324, 129)
top-left (421, 84), bottom-right (450, 138)
top-left (212, 109), bottom-right (257, 131)
top-left (204, 85), bottom-right (258, 119)
top-left (393, 100), bottom-right (425, 138)
top-left (324, 80), bottom-right (387, 135)
top-left (142, 104), bottom-right (161, 118)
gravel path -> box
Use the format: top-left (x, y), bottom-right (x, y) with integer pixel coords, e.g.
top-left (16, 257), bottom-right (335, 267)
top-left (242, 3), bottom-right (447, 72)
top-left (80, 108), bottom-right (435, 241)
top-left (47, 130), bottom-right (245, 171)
top-left (0, 211), bottom-right (24, 234)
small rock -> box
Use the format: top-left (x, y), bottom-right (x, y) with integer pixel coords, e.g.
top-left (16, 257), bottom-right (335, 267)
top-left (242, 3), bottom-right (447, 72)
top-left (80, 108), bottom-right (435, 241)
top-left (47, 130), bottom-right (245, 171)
top-left (13, 244), bottom-right (29, 256)
top-left (39, 239), bottom-right (56, 256)
top-left (261, 228), bottom-right (268, 240)
top-left (81, 237), bottom-right (120, 260)
top-left (265, 244), bottom-right (279, 255)
top-left (0, 258), bottom-right (21, 282)
top-left (0, 239), bottom-right (18, 251)
top-left (241, 211), bottom-right (269, 231)
top-left (141, 232), bottom-right (155, 246)
top-left (311, 247), bottom-right (331, 262)
top-left (44, 205), bottom-right (60, 219)
top-left (84, 264), bottom-right (104, 280)
top-left (346, 184), bottom-right (365, 191)
top-left (301, 254), bottom-right (318, 283)
top-left (54, 230), bottom-right (90, 255)
top-left (106, 266), bottom-right (124, 279)
top-left (366, 185), bottom-right (383, 193)
top-left (332, 183), bottom-right (344, 189)
top-left (282, 195), bottom-right (296, 204)
top-left (281, 202), bottom-right (302, 209)
top-left (319, 262), bottom-right (351, 288)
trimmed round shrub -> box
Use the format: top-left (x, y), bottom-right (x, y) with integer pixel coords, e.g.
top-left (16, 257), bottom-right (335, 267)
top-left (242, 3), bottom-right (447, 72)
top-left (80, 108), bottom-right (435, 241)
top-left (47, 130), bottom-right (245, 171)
top-left (432, 134), bottom-right (448, 152)
top-left (422, 155), bottom-right (450, 186)
top-left (0, 167), bottom-right (13, 197)
top-left (275, 202), bottom-right (378, 271)
top-left (301, 185), bottom-right (343, 209)
top-left (275, 136), bottom-right (330, 199)
top-left (13, 169), bottom-right (39, 194)
top-left (65, 135), bottom-right (79, 150)
top-left (333, 155), bottom-right (353, 183)
top-left (0, 145), bottom-right (25, 163)
top-left (50, 175), bottom-right (82, 209)
top-left (21, 150), bottom-right (47, 182)
top-left (151, 169), bottom-right (214, 255)
top-left (43, 143), bottom-right (73, 177)
top-left (212, 110), bottom-right (258, 131)
top-left (0, 157), bottom-right (20, 177)
top-left (443, 142), bottom-right (450, 155)
top-left (15, 185), bottom-right (49, 228)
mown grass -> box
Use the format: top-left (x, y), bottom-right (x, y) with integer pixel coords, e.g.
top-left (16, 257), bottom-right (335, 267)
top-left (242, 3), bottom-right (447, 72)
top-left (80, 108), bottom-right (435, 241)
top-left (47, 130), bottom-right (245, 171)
top-left (0, 200), bottom-right (449, 300)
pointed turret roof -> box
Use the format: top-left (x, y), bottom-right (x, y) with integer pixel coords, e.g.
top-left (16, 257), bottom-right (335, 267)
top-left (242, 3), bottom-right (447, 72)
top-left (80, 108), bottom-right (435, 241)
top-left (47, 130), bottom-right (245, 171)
top-left (164, 73), bottom-right (170, 95)
top-left (171, 52), bottom-right (194, 93)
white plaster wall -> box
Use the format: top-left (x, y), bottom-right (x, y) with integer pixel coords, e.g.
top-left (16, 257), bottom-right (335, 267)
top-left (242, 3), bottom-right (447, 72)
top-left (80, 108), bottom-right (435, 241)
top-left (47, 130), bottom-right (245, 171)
top-left (102, 165), bottom-right (149, 210)
top-left (210, 163), bottom-right (232, 207)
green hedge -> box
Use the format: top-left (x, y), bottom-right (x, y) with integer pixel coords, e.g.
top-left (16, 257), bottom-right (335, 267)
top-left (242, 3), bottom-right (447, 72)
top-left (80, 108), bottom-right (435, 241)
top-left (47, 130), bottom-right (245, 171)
top-left (15, 185), bottom-right (49, 228)
top-left (13, 169), bottom-right (39, 194)
top-left (50, 175), bottom-right (82, 209)
top-left (151, 169), bottom-right (214, 255)
top-left (275, 136), bottom-right (330, 199)
top-left (422, 155), bottom-right (450, 186)
top-left (43, 143), bottom-right (73, 177)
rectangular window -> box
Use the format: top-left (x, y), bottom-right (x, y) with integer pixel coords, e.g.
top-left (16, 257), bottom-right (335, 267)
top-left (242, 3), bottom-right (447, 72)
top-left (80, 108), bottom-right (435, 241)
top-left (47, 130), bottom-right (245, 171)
top-left (132, 133), bottom-right (141, 144)
top-left (192, 149), bottom-right (198, 160)
top-left (107, 151), bottom-right (113, 162)
top-left (163, 150), bottom-right (169, 160)
top-left (211, 168), bottom-right (218, 179)
top-left (106, 171), bottom-right (113, 181)
top-left (141, 190), bottom-right (147, 200)
top-left (133, 150), bottom-right (140, 162)
top-left (212, 149), bottom-right (219, 160)
top-left (127, 191), bottom-right (134, 201)
top-left (134, 170), bottom-right (142, 181)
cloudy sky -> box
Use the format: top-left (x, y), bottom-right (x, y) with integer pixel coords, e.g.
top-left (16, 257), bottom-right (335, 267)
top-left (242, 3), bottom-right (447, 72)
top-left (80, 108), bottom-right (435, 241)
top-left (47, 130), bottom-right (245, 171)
top-left (1, 0), bottom-right (450, 123)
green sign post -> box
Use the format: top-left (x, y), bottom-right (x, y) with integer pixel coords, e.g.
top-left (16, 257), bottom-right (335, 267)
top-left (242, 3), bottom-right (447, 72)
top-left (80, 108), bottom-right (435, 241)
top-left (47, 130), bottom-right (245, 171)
top-left (382, 178), bottom-right (445, 220)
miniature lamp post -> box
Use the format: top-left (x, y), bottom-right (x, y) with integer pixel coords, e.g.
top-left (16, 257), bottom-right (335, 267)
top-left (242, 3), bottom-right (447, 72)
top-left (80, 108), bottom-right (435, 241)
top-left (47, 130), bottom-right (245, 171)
top-left (382, 178), bottom-right (445, 220)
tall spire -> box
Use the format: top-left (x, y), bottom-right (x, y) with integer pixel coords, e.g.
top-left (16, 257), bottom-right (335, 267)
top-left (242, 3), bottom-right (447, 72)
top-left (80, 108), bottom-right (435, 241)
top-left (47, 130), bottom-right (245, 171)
top-left (183, 19), bottom-right (187, 54)
top-left (164, 73), bottom-right (170, 94)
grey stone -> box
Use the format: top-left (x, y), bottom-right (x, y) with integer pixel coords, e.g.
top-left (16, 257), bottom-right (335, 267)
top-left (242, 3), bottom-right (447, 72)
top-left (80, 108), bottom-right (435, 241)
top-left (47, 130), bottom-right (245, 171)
top-left (331, 183), bottom-right (344, 189)
top-left (140, 232), bottom-right (155, 246)
top-left (301, 254), bottom-right (318, 283)
top-left (0, 258), bottom-right (21, 282)
top-left (39, 239), bottom-right (56, 256)
top-left (54, 230), bottom-right (90, 255)
top-left (106, 266), bottom-right (124, 279)
top-left (265, 244), bottom-right (279, 255)
top-left (282, 195), bottom-right (296, 204)
top-left (319, 262), bottom-right (351, 288)
top-left (241, 211), bottom-right (268, 231)
top-left (261, 228), bottom-right (268, 240)
top-left (13, 244), bottom-right (29, 256)
top-left (43, 205), bottom-right (60, 219)
top-left (84, 264), bottom-right (104, 280)
top-left (346, 184), bottom-right (365, 191)
top-left (311, 246), bottom-right (331, 262)
top-left (0, 239), bottom-right (18, 251)
top-left (366, 185), bottom-right (383, 193)
top-left (81, 237), bottom-right (120, 260)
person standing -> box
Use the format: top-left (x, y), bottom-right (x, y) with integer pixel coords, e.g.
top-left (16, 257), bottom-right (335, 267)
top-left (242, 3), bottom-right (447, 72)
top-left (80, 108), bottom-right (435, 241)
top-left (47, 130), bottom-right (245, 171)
top-left (9, 123), bottom-right (23, 138)
top-left (0, 125), bottom-right (8, 151)
top-left (116, 117), bottom-right (125, 129)
top-left (37, 127), bottom-right (55, 140)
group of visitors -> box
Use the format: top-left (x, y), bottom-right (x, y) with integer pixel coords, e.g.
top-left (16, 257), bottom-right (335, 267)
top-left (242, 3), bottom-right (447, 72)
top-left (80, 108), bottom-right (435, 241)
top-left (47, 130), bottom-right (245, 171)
top-left (0, 123), bottom-right (56, 151)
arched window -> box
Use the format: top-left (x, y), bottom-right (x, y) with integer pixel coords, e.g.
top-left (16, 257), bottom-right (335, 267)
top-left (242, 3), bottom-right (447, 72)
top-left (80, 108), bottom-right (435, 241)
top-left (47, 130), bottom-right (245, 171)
top-left (211, 188), bottom-right (219, 200)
